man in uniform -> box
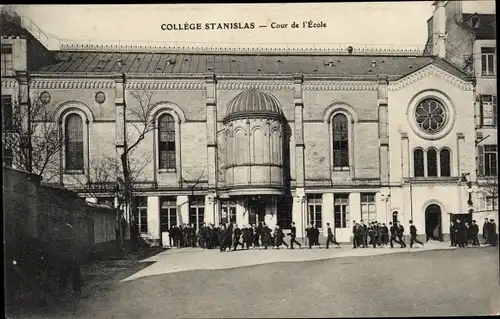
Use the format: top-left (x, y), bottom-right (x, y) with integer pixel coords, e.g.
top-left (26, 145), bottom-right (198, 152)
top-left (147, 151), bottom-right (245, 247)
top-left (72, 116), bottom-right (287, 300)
top-left (409, 220), bottom-right (424, 248)
top-left (325, 222), bottom-right (340, 249)
top-left (289, 222), bottom-right (302, 249)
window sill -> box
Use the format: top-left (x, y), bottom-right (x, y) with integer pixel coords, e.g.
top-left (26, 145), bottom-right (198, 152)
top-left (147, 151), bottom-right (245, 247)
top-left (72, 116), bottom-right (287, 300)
top-left (158, 169), bottom-right (177, 173)
top-left (405, 176), bottom-right (458, 183)
top-left (332, 167), bottom-right (350, 171)
top-left (65, 170), bottom-right (84, 175)
top-left (480, 74), bottom-right (496, 78)
top-left (477, 125), bottom-right (497, 129)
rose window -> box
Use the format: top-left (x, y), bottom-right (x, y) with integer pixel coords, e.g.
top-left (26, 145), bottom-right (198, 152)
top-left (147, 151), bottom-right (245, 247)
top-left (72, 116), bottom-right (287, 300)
top-left (414, 98), bottom-right (447, 133)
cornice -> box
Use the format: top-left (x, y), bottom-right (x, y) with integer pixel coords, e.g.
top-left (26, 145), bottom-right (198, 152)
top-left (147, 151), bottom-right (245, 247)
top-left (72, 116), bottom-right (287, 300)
top-left (217, 80), bottom-right (293, 90)
top-left (388, 64), bottom-right (474, 92)
top-left (1, 78), bottom-right (19, 88)
top-left (125, 80), bottom-right (205, 90)
top-left (30, 79), bottom-right (115, 90)
top-left (303, 81), bottom-right (377, 91)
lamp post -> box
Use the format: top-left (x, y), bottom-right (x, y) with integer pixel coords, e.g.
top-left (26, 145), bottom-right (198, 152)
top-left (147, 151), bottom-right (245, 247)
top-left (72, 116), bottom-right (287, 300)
top-left (460, 173), bottom-right (474, 207)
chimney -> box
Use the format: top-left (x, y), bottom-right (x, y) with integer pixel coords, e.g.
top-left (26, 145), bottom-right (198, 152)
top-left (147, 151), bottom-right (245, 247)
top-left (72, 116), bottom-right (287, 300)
top-left (432, 1), bottom-right (447, 58)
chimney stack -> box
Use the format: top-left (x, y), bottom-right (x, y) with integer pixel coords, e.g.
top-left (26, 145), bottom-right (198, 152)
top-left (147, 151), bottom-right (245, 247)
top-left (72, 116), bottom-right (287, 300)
top-left (432, 1), bottom-right (447, 58)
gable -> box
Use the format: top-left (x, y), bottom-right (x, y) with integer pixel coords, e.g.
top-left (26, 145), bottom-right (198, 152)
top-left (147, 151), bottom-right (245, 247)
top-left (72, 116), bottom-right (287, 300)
top-left (388, 63), bottom-right (474, 92)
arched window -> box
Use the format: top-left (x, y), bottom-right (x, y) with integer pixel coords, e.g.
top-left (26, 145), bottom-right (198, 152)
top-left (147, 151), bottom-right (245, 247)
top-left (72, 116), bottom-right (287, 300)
top-left (235, 129), bottom-right (247, 165)
top-left (271, 129), bottom-right (280, 164)
top-left (414, 149), bottom-right (425, 177)
top-left (427, 148), bottom-right (438, 177)
top-left (158, 113), bottom-right (176, 170)
top-left (332, 114), bottom-right (349, 168)
top-left (65, 113), bottom-right (84, 171)
top-left (252, 128), bottom-right (264, 164)
top-left (440, 149), bottom-right (451, 177)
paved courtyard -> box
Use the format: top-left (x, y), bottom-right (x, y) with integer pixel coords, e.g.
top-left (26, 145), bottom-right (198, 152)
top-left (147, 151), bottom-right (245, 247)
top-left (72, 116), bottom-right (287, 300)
top-left (33, 242), bottom-right (497, 318)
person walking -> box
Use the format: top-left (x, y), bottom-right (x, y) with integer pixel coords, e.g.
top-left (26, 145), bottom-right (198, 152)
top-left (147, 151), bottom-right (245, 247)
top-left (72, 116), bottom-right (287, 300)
top-left (274, 225), bottom-right (288, 249)
top-left (325, 223), bottom-right (340, 249)
top-left (289, 222), bottom-right (302, 249)
top-left (470, 220), bottom-right (480, 247)
top-left (232, 224), bottom-right (244, 251)
top-left (454, 219), bottom-right (466, 247)
top-left (449, 220), bottom-right (456, 247)
top-left (409, 220), bottom-right (424, 248)
top-left (488, 219), bottom-right (498, 246)
top-left (388, 222), bottom-right (400, 248)
top-left (396, 221), bottom-right (407, 248)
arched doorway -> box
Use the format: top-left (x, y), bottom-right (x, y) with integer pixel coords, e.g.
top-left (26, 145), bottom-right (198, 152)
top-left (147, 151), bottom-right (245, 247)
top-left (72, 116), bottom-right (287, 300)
top-left (425, 204), bottom-right (442, 241)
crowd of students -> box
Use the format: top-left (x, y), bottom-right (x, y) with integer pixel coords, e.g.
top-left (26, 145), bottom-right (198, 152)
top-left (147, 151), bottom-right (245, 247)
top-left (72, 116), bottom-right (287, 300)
top-left (167, 217), bottom-right (498, 251)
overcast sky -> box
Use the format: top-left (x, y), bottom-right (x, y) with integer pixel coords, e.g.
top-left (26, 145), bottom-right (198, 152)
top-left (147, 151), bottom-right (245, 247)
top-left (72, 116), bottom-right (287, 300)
top-left (4, 2), bottom-right (491, 50)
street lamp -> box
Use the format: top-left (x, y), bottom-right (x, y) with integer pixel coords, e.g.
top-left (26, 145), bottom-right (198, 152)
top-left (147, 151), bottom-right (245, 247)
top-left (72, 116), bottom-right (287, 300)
top-left (460, 173), bottom-right (474, 206)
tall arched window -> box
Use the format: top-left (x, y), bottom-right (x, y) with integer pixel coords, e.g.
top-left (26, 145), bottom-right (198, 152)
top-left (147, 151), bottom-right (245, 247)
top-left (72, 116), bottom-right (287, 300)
top-left (65, 113), bottom-right (84, 171)
top-left (252, 128), bottom-right (264, 164)
top-left (440, 149), bottom-right (451, 177)
top-left (158, 113), bottom-right (176, 170)
top-left (332, 114), bottom-right (349, 168)
top-left (235, 129), bottom-right (247, 165)
top-left (427, 148), bottom-right (438, 177)
top-left (271, 129), bottom-right (280, 164)
top-left (414, 149), bottom-right (425, 177)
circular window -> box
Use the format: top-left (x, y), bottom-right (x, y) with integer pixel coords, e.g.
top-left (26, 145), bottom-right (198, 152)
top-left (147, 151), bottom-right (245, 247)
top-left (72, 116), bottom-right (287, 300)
top-left (414, 98), bottom-right (447, 133)
top-left (40, 91), bottom-right (51, 104)
top-left (407, 91), bottom-right (456, 141)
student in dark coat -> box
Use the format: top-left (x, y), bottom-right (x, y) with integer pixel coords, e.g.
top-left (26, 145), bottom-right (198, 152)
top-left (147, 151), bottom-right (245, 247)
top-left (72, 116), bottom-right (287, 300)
top-left (409, 220), bottom-right (424, 248)
top-left (368, 224), bottom-right (376, 248)
top-left (261, 223), bottom-right (272, 249)
top-left (388, 222), bottom-right (400, 248)
top-left (252, 224), bottom-right (260, 247)
top-left (381, 223), bottom-right (389, 246)
top-left (396, 221), bottom-right (407, 248)
top-left (449, 221), bottom-right (456, 247)
top-left (311, 225), bottom-right (320, 248)
top-left (306, 223), bottom-right (313, 248)
top-left (219, 225), bottom-right (227, 252)
top-left (360, 220), bottom-right (368, 248)
top-left (470, 220), bottom-right (480, 247)
top-left (289, 222), bottom-right (302, 249)
top-left (454, 219), bottom-right (466, 247)
top-left (274, 225), bottom-right (288, 249)
top-left (352, 221), bottom-right (358, 248)
top-left (168, 226), bottom-right (176, 247)
top-left (482, 218), bottom-right (489, 244)
top-left (488, 219), bottom-right (498, 246)
top-left (233, 224), bottom-right (244, 251)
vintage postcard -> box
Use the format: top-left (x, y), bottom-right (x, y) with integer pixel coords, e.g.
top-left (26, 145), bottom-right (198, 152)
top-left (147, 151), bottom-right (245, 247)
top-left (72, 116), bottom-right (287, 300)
top-left (2, 2), bottom-right (498, 318)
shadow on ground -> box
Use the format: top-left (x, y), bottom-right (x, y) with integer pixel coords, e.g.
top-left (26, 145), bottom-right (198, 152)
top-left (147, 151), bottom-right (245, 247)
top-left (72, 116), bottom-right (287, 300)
top-left (5, 246), bottom-right (168, 319)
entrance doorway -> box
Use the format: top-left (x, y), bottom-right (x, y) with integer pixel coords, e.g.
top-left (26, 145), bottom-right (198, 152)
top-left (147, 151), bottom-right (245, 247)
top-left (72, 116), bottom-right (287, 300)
top-left (425, 204), bottom-right (442, 242)
top-left (248, 197), bottom-right (265, 225)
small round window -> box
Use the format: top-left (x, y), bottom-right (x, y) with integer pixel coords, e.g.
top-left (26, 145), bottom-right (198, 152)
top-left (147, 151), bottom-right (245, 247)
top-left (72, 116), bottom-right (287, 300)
top-left (414, 98), bottom-right (447, 133)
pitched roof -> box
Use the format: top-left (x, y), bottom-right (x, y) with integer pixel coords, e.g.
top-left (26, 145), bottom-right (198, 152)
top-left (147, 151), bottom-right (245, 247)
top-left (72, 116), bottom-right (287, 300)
top-left (33, 51), bottom-right (469, 80)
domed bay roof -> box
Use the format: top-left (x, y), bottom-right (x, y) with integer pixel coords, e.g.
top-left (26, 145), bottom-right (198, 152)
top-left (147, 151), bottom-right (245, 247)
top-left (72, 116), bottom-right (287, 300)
top-left (224, 89), bottom-right (283, 122)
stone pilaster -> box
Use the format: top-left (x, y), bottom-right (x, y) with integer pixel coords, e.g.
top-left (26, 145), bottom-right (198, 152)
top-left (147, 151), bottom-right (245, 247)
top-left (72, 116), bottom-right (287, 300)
top-left (176, 195), bottom-right (190, 225)
top-left (401, 133), bottom-right (409, 178)
top-left (377, 74), bottom-right (389, 185)
top-left (348, 192), bottom-right (361, 225)
top-left (205, 73), bottom-right (218, 190)
top-left (457, 133), bottom-right (465, 176)
top-left (147, 196), bottom-right (160, 246)
top-left (293, 73), bottom-right (305, 187)
top-left (292, 188), bottom-right (306, 241)
top-left (204, 194), bottom-right (217, 226)
top-left (322, 193), bottom-right (334, 230)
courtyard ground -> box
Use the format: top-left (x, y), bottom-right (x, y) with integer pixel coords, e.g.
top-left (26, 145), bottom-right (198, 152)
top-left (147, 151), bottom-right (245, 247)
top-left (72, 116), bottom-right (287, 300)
top-left (7, 243), bottom-right (499, 318)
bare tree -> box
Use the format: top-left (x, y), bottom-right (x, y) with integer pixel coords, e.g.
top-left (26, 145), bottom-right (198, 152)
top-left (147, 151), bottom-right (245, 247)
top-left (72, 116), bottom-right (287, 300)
top-left (2, 92), bottom-right (62, 181)
top-left (479, 177), bottom-right (498, 212)
top-left (182, 166), bottom-right (207, 197)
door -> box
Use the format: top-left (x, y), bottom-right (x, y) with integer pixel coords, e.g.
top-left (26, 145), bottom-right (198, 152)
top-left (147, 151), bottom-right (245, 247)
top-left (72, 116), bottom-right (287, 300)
top-left (334, 195), bottom-right (351, 242)
top-left (425, 204), bottom-right (442, 241)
